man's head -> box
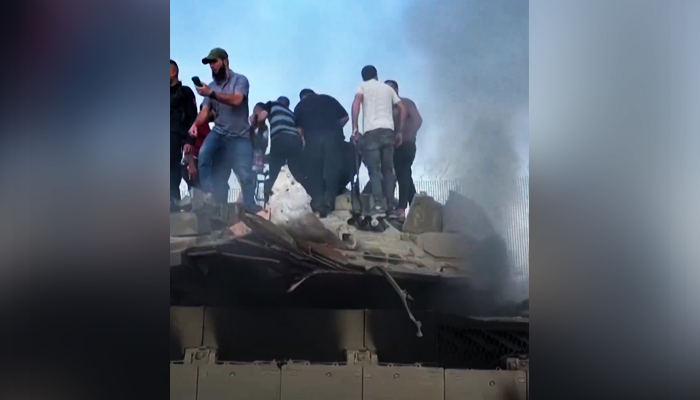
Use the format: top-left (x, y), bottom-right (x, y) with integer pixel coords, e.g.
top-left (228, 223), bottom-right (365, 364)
top-left (299, 89), bottom-right (316, 100)
top-left (385, 80), bottom-right (399, 95)
top-left (252, 102), bottom-right (266, 126)
top-left (202, 48), bottom-right (230, 82)
top-left (254, 102), bottom-right (265, 114)
top-left (361, 65), bottom-right (378, 82)
top-left (170, 60), bottom-right (179, 83)
top-left (277, 96), bottom-right (290, 108)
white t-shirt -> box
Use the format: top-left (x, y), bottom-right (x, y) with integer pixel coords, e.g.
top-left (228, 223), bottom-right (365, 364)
top-left (356, 79), bottom-right (401, 132)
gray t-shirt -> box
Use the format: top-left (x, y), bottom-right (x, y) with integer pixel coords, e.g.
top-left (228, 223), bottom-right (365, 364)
top-left (202, 70), bottom-right (251, 138)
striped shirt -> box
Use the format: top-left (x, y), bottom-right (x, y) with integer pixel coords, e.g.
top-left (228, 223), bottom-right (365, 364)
top-left (263, 101), bottom-right (299, 139)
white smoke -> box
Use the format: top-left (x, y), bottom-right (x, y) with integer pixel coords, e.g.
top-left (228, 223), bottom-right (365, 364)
top-left (404, 0), bottom-right (529, 301)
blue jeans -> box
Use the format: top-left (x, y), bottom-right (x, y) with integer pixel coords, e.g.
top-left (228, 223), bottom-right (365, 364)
top-left (198, 131), bottom-right (256, 209)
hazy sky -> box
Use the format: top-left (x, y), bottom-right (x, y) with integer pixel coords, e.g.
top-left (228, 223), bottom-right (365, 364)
top-left (170, 0), bottom-right (529, 188)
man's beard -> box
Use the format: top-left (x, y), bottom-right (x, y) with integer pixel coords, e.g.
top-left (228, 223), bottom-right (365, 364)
top-left (212, 67), bottom-right (227, 82)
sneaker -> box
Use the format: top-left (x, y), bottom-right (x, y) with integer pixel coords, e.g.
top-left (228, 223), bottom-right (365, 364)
top-left (387, 209), bottom-right (404, 220)
top-left (396, 208), bottom-right (406, 220)
top-left (370, 205), bottom-right (386, 216)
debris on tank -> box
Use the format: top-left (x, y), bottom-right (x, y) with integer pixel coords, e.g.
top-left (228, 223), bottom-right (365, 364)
top-left (267, 167), bottom-right (349, 249)
top-left (268, 166), bottom-right (313, 225)
top-left (403, 194), bottom-right (444, 234)
top-left (171, 179), bottom-right (477, 336)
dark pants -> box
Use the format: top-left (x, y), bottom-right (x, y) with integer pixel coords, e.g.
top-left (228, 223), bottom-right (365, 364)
top-left (338, 141), bottom-right (357, 194)
top-left (394, 141), bottom-right (417, 209)
top-left (170, 134), bottom-right (184, 205)
top-left (358, 128), bottom-right (396, 209)
top-left (265, 134), bottom-right (304, 200)
top-left (303, 133), bottom-right (342, 213)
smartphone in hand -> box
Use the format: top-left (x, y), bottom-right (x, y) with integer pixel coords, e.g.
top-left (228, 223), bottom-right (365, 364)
top-left (192, 76), bottom-right (203, 87)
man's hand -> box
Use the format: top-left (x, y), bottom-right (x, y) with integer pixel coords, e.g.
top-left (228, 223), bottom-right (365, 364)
top-left (394, 132), bottom-right (403, 147)
top-left (188, 124), bottom-right (198, 137)
top-left (188, 160), bottom-right (198, 181)
top-left (352, 129), bottom-right (361, 144)
top-left (184, 144), bottom-right (195, 155)
top-left (195, 83), bottom-right (213, 97)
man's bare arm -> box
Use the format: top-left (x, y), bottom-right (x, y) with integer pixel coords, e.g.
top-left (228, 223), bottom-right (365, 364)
top-left (351, 93), bottom-right (363, 134)
top-left (192, 103), bottom-right (212, 128)
top-left (406, 99), bottom-right (423, 130)
top-left (392, 101), bottom-right (408, 147)
top-left (196, 83), bottom-right (245, 107)
top-left (257, 110), bottom-right (269, 126)
top-left (414, 108), bottom-right (423, 130)
top-left (211, 91), bottom-right (245, 107)
top-left (396, 101), bottom-right (407, 133)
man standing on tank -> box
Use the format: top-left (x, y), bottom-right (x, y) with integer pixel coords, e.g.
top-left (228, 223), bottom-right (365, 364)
top-left (351, 65), bottom-right (406, 217)
top-left (170, 59), bottom-right (198, 212)
top-left (294, 89), bottom-right (349, 217)
top-left (252, 96), bottom-right (305, 202)
top-left (385, 80), bottom-right (422, 220)
top-left (188, 48), bottom-right (259, 211)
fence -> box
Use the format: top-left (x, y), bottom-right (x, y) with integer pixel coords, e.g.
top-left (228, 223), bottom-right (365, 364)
top-left (181, 176), bottom-right (529, 280)
top-left (412, 177), bottom-right (529, 281)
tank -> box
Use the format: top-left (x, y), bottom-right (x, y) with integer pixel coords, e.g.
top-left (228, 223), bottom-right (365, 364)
top-left (170, 168), bottom-right (528, 399)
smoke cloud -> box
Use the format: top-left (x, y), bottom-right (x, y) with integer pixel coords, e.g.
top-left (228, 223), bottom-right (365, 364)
top-left (404, 0), bottom-right (528, 180)
top-left (404, 0), bottom-right (529, 301)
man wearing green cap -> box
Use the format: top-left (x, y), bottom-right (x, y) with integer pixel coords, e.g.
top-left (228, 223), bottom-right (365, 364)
top-left (188, 48), bottom-right (259, 211)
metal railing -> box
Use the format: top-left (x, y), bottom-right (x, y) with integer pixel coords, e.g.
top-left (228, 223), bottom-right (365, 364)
top-left (411, 177), bottom-right (529, 280)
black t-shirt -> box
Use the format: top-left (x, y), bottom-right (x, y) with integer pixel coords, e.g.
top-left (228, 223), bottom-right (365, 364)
top-left (293, 94), bottom-right (348, 138)
top-left (170, 82), bottom-right (197, 144)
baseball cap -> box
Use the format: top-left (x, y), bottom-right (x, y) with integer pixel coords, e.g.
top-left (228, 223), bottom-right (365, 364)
top-left (202, 48), bottom-right (228, 64)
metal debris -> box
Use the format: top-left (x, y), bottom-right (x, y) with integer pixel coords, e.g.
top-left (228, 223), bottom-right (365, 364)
top-left (370, 266), bottom-right (423, 338)
top-left (287, 270), bottom-right (363, 293)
